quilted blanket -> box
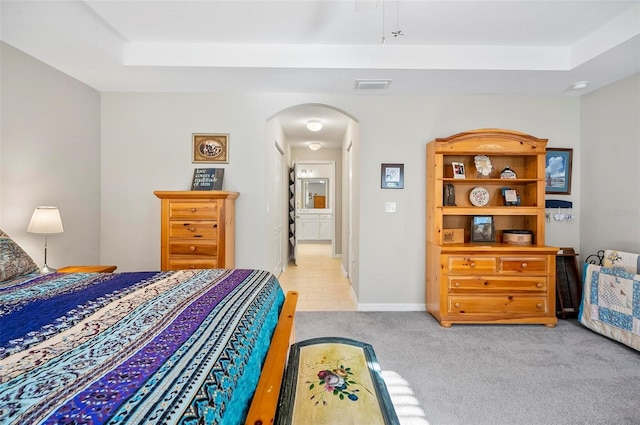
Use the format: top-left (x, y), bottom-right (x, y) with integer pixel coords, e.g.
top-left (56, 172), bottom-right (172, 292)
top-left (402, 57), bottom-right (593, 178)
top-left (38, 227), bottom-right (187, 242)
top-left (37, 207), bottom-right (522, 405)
top-left (579, 264), bottom-right (640, 351)
top-left (0, 268), bottom-right (284, 425)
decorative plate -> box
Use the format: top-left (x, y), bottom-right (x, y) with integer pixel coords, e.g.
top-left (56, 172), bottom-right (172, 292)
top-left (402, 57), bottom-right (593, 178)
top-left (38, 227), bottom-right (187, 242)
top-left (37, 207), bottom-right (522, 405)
top-left (470, 187), bottom-right (490, 207)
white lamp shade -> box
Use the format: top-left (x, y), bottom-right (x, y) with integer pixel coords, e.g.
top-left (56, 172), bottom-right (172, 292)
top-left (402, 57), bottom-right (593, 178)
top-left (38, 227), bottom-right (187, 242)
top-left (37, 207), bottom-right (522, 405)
top-left (27, 206), bottom-right (64, 234)
top-left (308, 143), bottom-right (322, 151)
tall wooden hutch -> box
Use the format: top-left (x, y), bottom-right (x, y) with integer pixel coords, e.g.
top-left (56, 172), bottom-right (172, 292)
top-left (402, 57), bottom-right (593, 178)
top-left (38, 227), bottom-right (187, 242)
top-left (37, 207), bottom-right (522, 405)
top-left (426, 129), bottom-right (557, 327)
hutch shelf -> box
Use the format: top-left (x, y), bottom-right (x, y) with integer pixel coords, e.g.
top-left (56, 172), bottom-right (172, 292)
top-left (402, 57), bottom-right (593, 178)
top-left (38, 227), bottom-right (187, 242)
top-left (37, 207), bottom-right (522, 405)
top-left (426, 129), bottom-right (558, 327)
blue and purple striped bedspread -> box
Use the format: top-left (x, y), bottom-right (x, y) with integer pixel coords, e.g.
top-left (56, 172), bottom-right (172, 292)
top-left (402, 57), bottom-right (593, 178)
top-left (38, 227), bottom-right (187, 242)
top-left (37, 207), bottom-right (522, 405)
top-left (0, 268), bottom-right (284, 425)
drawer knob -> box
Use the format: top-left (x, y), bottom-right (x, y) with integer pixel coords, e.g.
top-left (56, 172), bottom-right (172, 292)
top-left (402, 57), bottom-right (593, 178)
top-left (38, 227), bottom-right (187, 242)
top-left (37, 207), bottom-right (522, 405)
top-left (213, 224), bottom-right (218, 228)
top-left (469, 262), bottom-right (476, 268)
top-left (454, 302), bottom-right (461, 308)
top-left (454, 282), bottom-right (461, 287)
top-left (521, 262), bottom-right (528, 268)
top-left (536, 303), bottom-right (543, 309)
top-left (191, 208), bottom-right (197, 213)
top-left (189, 265), bottom-right (196, 269)
top-left (189, 246), bottom-right (196, 252)
top-left (536, 283), bottom-right (543, 288)
top-left (188, 226), bottom-right (196, 232)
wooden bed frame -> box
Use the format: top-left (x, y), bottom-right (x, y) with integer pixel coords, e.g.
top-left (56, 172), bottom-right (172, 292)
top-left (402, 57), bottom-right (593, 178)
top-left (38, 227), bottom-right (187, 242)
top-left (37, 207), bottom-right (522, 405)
top-left (245, 290), bottom-right (299, 425)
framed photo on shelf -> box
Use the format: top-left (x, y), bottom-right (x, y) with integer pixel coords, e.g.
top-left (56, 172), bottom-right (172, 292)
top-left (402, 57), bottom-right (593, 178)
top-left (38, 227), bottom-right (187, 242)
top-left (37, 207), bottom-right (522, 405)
top-left (470, 215), bottom-right (495, 242)
top-left (381, 163), bottom-right (404, 189)
top-left (545, 148), bottom-right (572, 194)
top-left (452, 162), bottom-right (466, 179)
top-left (501, 187), bottom-right (521, 206)
top-left (193, 133), bottom-right (229, 164)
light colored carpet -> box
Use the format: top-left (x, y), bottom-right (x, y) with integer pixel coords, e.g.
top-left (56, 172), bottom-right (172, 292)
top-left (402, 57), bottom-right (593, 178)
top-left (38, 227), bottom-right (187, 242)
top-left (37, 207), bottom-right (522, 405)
top-left (295, 312), bottom-right (640, 425)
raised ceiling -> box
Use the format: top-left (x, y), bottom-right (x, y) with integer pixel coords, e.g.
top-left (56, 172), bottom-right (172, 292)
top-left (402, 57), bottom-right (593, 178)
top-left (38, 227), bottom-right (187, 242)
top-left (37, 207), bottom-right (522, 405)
top-left (1, 1), bottom-right (639, 148)
top-left (2, 0), bottom-right (638, 96)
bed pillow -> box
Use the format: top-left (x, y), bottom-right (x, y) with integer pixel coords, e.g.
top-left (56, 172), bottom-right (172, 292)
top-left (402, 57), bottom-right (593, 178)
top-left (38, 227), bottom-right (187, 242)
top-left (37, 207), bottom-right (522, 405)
top-left (0, 229), bottom-right (39, 282)
top-left (603, 249), bottom-right (640, 274)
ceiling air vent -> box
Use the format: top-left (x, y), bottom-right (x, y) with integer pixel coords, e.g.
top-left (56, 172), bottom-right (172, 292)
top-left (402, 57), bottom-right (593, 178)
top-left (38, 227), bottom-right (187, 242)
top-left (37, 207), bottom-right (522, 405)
top-left (354, 79), bottom-right (391, 90)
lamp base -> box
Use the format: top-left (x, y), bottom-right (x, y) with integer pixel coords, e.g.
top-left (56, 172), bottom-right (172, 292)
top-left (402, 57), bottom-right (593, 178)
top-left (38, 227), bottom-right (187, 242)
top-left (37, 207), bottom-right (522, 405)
top-left (40, 264), bottom-right (57, 274)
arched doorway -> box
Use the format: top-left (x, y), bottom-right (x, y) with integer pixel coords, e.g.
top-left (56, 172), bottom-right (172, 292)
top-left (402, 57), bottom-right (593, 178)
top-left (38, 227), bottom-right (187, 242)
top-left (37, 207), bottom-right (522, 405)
top-left (267, 103), bottom-right (360, 310)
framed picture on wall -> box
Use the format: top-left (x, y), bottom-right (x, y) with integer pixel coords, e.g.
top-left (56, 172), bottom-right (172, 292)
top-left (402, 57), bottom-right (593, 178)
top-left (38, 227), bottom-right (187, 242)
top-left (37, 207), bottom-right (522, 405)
top-left (381, 163), bottom-right (404, 189)
top-left (545, 148), bottom-right (572, 195)
top-left (192, 133), bottom-right (229, 163)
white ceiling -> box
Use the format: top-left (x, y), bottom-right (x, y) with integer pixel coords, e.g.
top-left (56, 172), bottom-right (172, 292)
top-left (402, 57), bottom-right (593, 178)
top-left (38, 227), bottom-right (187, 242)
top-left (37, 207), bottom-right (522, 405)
top-left (2, 0), bottom-right (639, 148)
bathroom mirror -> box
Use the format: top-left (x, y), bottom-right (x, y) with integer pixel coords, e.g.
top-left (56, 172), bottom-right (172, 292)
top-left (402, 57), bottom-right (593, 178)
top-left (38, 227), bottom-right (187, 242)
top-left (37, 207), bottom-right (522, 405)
top-left (297, 178), bottom-right (329, 209)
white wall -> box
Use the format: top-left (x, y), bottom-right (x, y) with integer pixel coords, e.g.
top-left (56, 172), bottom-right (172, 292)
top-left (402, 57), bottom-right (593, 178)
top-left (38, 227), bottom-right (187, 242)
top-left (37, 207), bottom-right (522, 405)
top-left (354, 95), bottom-right (581, 309)
top-left (100, 92), bottom-right (581, 309)
top-left (580, 74), bottom-right (640, 257)
top-left (100, 93), bottom-right (272, 271)
top-left (0, 42), bottom-right (101, 269)
top-left (4, 44), bottom-right (601, 310)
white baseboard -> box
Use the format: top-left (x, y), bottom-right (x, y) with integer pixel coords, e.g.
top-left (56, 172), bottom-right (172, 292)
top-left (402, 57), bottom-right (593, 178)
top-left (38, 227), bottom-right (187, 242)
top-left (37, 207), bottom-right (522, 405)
top-left (357, 303), bottom-right (426, 312)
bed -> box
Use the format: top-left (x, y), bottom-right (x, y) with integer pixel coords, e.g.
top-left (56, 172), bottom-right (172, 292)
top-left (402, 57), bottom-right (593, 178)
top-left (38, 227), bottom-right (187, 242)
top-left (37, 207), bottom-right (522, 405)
top-left (579, 249), bottom-right (640, 351)
top-left (0, 229), bottom-right (297, 425)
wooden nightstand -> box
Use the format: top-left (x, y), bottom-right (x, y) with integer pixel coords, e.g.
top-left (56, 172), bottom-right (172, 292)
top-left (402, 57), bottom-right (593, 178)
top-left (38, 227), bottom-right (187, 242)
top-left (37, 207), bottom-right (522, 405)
top-left (57, 265), bottom-right (117, 273)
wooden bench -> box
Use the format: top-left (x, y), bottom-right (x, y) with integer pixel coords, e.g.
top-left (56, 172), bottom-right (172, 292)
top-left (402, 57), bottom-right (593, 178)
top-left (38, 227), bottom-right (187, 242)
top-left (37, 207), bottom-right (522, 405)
top-left (276, 337), bottom-right (400, 425)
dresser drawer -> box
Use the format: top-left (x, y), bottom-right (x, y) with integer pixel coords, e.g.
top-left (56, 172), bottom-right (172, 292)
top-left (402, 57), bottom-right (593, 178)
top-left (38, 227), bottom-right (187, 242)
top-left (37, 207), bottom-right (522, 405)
top-left (448, 296), bottom-right (548, 315)
top-left (447, 276), bottom-right (547, 292)
top-left (169, 201), bottom-right (218, 219)
top-left (498, 257), bottom-right (547, 273)
top-left (167, 259), bottom-right (218, 270)
top-left (169, 240), bottom-right (217, 257)
top-left (447, 256), bottom-right (496, 272)
top-left (168, 221), bottom-right (218, 238)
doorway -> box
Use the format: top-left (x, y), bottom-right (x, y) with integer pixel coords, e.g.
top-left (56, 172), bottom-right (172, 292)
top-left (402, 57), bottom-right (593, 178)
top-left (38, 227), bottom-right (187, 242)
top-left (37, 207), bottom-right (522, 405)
top-left (268, 103), bottom-right (359, 310)
top-left (293, 160), bottom-right (336, 264)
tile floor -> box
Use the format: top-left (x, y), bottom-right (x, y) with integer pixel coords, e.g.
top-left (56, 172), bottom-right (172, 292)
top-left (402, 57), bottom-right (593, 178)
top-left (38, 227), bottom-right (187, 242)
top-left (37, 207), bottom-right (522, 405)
top-left (277, 243), bottom-right (357, 311)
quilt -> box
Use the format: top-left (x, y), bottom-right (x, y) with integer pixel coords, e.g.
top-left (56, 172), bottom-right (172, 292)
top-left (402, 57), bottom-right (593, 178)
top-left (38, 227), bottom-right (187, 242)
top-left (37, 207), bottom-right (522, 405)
top-left (579, 264), bottom-right (640, 351)
top-left (0, 268), bottom-right (284, 425)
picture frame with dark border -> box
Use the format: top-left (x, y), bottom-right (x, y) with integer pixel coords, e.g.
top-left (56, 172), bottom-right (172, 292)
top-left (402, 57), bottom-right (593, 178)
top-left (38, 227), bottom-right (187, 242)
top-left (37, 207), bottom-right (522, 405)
top-left (381, 163), bottom-right (404, 189)
top-left (501, 187), bottom-right (521, 206)
top-left (192, 133), bottom-right (229, 164)
top-left (470, 215), bottom-right (495, 242)
top-left (545, 148), bottom-right (572, 195)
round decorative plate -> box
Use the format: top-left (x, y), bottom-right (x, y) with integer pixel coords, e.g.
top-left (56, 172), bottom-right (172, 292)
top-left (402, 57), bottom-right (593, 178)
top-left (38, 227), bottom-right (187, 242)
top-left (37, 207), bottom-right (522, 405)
top-left (470, 187), bottom-right (490, 207)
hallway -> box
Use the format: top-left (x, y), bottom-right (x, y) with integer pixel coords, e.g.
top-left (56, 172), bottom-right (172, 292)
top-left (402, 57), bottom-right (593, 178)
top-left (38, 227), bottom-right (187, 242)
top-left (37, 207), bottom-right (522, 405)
top-left (277, 243), bottom-right (357, 311)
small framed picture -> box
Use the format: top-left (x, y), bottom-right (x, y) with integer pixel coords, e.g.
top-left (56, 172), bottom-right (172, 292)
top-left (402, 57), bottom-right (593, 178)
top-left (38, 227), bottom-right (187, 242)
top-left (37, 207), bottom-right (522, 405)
top-left (381, 163), bottom-right (404, 189)
top-left (193, 133), bottom-right (229, 163)
top-left (545, 148), bottom-right (572, 194)
top-left (470, 216), bottom-right (495, 243)
top-left (501, 187), bottom-right (521, 206)
top-left (452, 162), bottom-right (466, 179)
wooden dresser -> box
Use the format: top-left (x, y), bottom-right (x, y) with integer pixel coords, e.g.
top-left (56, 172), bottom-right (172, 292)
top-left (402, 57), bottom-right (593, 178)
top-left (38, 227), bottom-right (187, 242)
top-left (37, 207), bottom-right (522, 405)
top-left (154, 191), bottom-right (239, 271)
top-left (426, 129), bottom-right (557, 327)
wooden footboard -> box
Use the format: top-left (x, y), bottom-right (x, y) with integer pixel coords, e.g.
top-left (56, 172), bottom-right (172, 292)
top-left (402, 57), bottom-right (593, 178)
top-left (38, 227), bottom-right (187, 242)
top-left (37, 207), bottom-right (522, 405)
top-left (245, 290), bottom-right (298, 425)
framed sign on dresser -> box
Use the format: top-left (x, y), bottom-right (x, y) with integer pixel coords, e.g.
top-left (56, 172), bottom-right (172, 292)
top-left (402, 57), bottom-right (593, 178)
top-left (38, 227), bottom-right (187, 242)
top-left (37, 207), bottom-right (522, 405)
top-left (154, 190), bottom-right (239, 270)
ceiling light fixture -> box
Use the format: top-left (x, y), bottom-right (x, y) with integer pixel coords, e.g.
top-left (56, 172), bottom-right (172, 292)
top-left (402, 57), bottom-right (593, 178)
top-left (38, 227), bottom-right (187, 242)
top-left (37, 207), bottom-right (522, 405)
top-left (570, 81), bottom-right (589, 90)
top-left (308, 143), bottom-right (322, 151)
top-left (306, 120), bottom-right (323, 132)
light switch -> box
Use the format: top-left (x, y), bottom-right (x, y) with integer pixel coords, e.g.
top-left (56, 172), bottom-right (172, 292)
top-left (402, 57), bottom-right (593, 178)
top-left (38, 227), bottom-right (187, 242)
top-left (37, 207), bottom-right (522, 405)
top-left (385, 202), bottom-right (396, 213)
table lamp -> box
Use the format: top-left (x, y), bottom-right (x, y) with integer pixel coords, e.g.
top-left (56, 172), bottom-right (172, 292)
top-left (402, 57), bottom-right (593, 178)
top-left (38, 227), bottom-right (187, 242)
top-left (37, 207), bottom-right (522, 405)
top-left (27, 206), bottom-right (64, 273)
